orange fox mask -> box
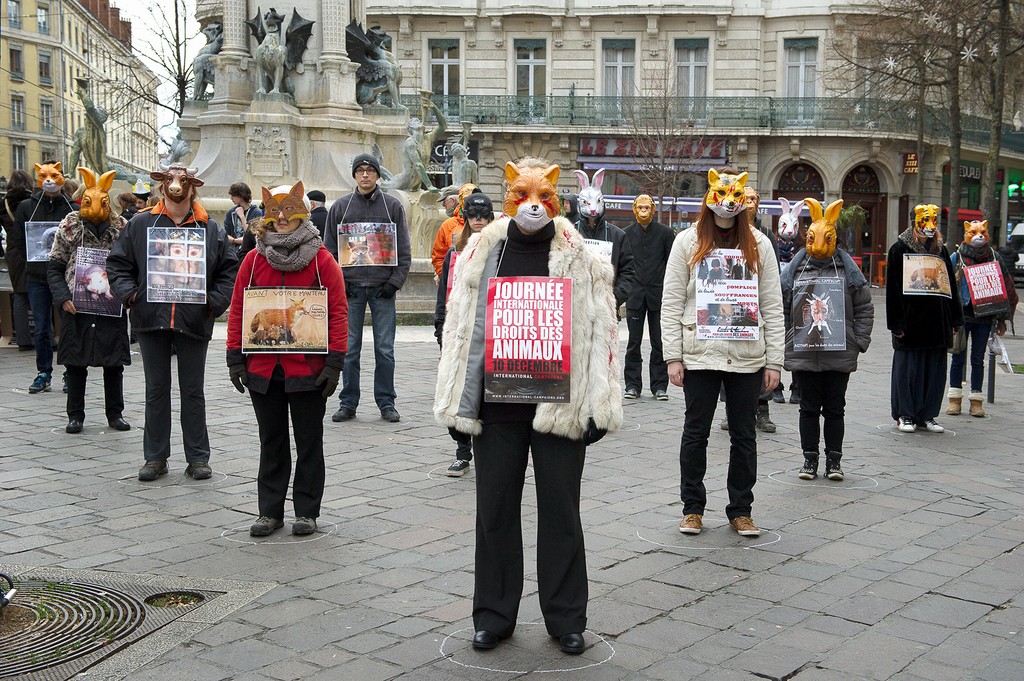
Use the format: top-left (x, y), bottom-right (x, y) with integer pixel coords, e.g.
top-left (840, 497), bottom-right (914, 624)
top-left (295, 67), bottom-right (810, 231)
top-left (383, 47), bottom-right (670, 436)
top-left (262, 181), bottom-right (309, 229)
top-left (35, 162), bottom-right (65, 195)
top-left (504, 162), bottom-right (560, 233)
top-left (705, 169), bottom-right (748, 219)
top-left (963, 220), bottom-right (989, 247)
top-left (77, 167), bottom-right (117, 224)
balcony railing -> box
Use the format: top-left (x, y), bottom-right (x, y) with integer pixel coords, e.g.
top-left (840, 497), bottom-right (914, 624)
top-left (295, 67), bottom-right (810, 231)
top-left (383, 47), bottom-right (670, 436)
top-left (399, 94), bottom-right (1024, 154)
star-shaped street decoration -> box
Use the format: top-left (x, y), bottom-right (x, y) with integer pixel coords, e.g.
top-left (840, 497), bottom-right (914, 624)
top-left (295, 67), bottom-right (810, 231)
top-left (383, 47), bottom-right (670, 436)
top-left (924, 13), bottom-right (940, 29)
top-left (989, 43), bottom-right (1000, 57)
top-left (961, 45), bottom-right (978, 62)
top-left (884, 56), bottom-right (898, 70)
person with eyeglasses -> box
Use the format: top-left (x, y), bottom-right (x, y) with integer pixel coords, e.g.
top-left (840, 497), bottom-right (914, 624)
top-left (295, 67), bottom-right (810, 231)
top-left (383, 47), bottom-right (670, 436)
top-left (324, 154), bottom-right (411, 424)
top-left (433, 192), bottom-right (494, 476)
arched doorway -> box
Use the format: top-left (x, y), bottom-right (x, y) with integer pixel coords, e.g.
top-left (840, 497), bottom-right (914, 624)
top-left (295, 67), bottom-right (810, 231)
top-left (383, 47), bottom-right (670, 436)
top-left (841, 165), bottom-right (887, 265)
top-left (772, 162), bottom-right (825, 235)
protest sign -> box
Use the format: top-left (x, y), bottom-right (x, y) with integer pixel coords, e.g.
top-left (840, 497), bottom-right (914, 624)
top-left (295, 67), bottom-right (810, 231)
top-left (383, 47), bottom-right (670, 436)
top-left (445, 251), bottom-right (459, 302)
top-left (695, 248), bottom-right (760, 340)
top-left (72, 247), bottom-right (122, 317)
top-left (484, 276), bottom-right (571, 403)
top-left (338, 222), bottom-right (397, 266)
top-left (583, 239), bottom-right (613, 263)
top-left (241, 287), bottom-right (329, 354)
top-left (901, 254), bottom-right (951, 298)
top-left (963, 261), bottom-right (1009, 317)
top-left (146, 227), bottom-right (207, 304)
top-left (792, 276), bottom-right (846, 351)
top-left (25, 221), bottom-right (60, 262)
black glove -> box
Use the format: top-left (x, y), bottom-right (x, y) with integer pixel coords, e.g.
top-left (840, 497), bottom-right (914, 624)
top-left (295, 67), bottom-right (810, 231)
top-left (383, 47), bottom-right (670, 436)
top-left (583, 418), bottom-right (607, 446)
top-left (376, 283), bottom-right (399, 299)
top-left (315, 364), bottom-right (341, 398)
top-left (229, 364), bottom-right (248, 393)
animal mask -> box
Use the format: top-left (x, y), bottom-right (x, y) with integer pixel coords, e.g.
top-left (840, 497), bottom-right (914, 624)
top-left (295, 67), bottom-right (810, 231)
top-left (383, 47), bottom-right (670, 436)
top-left (913, 204), bottom-right (940, 240)
top-left (504, 162), bottom-right (560, 234)
top-left (744, 186), bottom-right (760, 224)
top-left (574, 169), bottom-right (606, 220)
top-left (77, 167), bottom-right (116, 224)
top-left (705, 169), bottom-right (748, 219)
top-left (777, 197), bottom-right (805, 242)
top-left (35, 162), bottom-right (65, 195)
top-left (633, 194), bottom-right (655, 226)
top-left (963, 220), bottom-right (989, 247)
top-left (262, 181), bottom-right (309, 228)
top-left (151, 164), bottom-right (203, 206)
top-left (803, 198), bottom-right (844, 260)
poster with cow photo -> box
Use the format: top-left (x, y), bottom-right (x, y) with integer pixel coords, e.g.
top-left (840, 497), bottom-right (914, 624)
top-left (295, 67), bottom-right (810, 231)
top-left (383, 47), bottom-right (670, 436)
top-left (72, 247), bottom-right (122, 317)
top-left (241, 287), bottom-right (329, 354)
top-left (901, 254), bottom-right (951, 298)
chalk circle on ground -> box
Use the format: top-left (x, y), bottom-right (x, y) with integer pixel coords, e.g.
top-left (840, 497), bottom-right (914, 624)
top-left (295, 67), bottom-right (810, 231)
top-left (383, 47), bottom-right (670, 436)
top-left (117, 471), bottom-right (229, 488)
top-left (766, 469), bottom-right (879, 490)
top-left (617, 422), bottom-right (641, 432)
top-left (875, 423), bottom-right (957, 437)
top-left (439, 622), bottom-right (615, 675)
top-left (636, 519), bottom-right (781, 552)
top-left (219, 521), bottom-right (338, 546)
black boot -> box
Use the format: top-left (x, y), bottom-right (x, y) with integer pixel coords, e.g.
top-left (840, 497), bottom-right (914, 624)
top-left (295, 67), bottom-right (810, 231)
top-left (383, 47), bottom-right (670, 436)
top-left (825, 451), bottom-right (844, 481)
top-left (789, 385), bottom-right (801, 405)
top-left (755, 403), bottom-right (776, 433)
top-left (798, 452), bottom-right (818, 479)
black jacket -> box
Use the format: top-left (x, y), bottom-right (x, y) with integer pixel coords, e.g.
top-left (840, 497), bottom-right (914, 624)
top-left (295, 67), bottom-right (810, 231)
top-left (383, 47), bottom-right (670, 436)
top-left (13, 189), bottom-right (77, 283)
top-left (309, 206), bottom-right (329, 240)
top-left (1, 186), bottom-right (34, 291)
top-left (324, 187), bottom-right (411, 290)
top-left (575, 214), bottom-right (636, 307)
top-left (106, 205), bottom-right (239, 341)
top-left (622, 219), bottom-right (674, 310)
top-left (885, 235), bottom-right (963, 351)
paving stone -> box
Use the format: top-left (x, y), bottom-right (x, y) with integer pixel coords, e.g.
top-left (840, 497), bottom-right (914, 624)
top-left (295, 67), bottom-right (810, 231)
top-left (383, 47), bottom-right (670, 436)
top-left (818, 630), bottom-right (930, 680)
top-left (898, 593), bottom-right (993, 628)
top-left (728, 643), bottom-right (818, 679)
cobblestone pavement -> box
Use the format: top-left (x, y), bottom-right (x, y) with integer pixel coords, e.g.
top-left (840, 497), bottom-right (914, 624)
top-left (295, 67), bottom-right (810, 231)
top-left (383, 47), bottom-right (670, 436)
top-left (1, 294), bottom-right (1023, 680)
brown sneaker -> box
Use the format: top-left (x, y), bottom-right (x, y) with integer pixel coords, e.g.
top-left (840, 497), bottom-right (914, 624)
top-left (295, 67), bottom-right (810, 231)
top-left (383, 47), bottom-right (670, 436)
top-left (678, 514), bottom-right (703, 535)
top-left (730, 516), bottom-right (761, 536)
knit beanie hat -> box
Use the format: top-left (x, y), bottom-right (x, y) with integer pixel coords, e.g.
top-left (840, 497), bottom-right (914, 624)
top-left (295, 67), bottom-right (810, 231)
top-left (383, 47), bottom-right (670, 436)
top-left (352, 154), bottom-right (381, 178)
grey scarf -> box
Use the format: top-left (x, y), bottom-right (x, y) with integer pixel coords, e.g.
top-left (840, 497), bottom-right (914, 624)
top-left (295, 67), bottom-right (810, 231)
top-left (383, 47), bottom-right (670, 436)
top-left (256, 219), bottom-right (322, 271)
top-left (898, 227), bottom-right (943, 255)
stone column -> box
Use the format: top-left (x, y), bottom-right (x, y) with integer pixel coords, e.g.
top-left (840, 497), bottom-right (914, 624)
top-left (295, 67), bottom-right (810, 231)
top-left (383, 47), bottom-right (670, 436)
top-left (208, 0), bottom-right (253, 107)
top-left (219, 0), bottom-right (248, 58)
top-left (320, 0), bottom-right (349, 59)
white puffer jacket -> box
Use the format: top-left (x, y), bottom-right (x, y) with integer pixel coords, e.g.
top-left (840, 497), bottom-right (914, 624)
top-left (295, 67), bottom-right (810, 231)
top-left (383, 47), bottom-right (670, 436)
top-left (434, 216), bottom-right (623, 441)
top-left (661, 227), bottom-right (785, 373)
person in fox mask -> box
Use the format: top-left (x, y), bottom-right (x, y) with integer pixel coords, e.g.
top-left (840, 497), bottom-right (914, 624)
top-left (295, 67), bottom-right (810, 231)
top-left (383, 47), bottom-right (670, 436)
top-left (434, 157), bottom-right (622, 655)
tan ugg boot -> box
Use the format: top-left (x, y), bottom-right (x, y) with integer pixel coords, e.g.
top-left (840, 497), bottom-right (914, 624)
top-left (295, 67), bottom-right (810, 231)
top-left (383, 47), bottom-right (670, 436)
top-left (969, 392), bottom-right (985, 418)
top-left (946, 387), bottom-right (963, 415)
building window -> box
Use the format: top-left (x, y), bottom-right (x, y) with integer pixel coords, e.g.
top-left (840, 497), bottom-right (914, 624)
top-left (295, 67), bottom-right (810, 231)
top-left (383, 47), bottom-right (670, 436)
top-left (515, 39), bottom-right (546, 97)
top-left (12, 142), bottom-right (27, 171)
top-left (37, 4), bottom-right (48, 34)
top-left (9, 45), bottom-right (24, 78)
top-left (40, 145), bottom-right (56, 162)
top-left (11, 94), bottom-right (25, 130)
top-left (675, 39), bottom-right (708, 98)
top-left (603, 39), bottom-right (635, 97)
top-left (7, 0), bottom-right (20, 28)
top-left (428, 39), bottom-right (459, 99)
top-left (38, 51), bottom-right (52, 85)
top-left (785, 38), bottom-right (818, 99)
top-left (40, 99), bottom-right (53, 133)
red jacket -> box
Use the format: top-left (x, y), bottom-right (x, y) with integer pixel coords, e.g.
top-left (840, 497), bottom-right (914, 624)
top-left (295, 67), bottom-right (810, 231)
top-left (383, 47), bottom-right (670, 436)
top-left (227, 245), bottom-right (348, 393)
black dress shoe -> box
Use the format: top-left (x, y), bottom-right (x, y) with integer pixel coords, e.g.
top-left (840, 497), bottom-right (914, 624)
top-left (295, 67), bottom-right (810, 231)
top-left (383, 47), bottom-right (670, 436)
top-left (107, 416), bottom-right (131, 431)
top-left (472, 630), bottom-right (501, 650)
top-left (559, 632), bottom-right (585, 654)
top-left (65, 419), bottom-right (83, 434)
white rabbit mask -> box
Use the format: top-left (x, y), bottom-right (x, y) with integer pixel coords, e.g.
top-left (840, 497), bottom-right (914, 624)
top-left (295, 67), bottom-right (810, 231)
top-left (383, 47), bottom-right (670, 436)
top-left (777, 197), bottom-right (805, 242)
top-left (574, 168), bottom-right (606, 220)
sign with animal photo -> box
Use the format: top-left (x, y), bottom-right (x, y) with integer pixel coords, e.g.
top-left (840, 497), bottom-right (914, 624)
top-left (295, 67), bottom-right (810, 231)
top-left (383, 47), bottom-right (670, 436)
top-left (72, 247), bottom-right (122, 317)
top-left (583, 238), bottom-right (614, 263)
top-left (484, 277), bottom-right (572, 403)
top-left (901, 254), bottom-right (951, 298)
top-left (337, 222), bottom-right (397, 267)
top-left (241, 287), bottom-right (328, 354)
top-left (25, 221), bottom-right (61, 262)
top-left (963, 261), bottom-right (1009, 317)
top-left (694, 248), bottom-right (760, 340)
top-left (146, 227), bottom-right (207, 304)
top-left (792, 276), bottom-right (846, 352)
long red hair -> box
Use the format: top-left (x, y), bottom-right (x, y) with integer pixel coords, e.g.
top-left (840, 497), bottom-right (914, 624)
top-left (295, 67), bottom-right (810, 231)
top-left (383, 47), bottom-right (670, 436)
top-left (688, 203), bottom-right (762, 275)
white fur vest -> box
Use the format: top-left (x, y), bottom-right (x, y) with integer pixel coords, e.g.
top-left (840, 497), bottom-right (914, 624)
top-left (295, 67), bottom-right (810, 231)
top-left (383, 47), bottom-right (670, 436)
top-left (434, 216), bottom-right (623, 441)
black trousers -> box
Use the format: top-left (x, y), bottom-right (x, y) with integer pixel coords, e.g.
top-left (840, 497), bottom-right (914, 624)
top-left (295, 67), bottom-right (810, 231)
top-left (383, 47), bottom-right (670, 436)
top-left (792, 370), bottom-right (850, 454)
top-left (624, 303), bottom-right (668, 394)
top-left (249, 381), bottom-right (327, 519)
top-left (137, 331), bottom-right (210, 464)
top-left (681, 369), bottom-right (761, 519)
top-left (890, 348), bottom-right (947, 424)
top-left (448, 428), bottom-right (473, 461)
top-left (472, 422), bottom-right (587, 638)
top-left (65, 365), bottom-right (124, 422)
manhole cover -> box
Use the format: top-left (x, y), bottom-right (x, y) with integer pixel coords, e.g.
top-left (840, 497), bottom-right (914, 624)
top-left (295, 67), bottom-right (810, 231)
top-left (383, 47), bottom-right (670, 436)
top-left (0, 579), bottom-right (215, 680)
